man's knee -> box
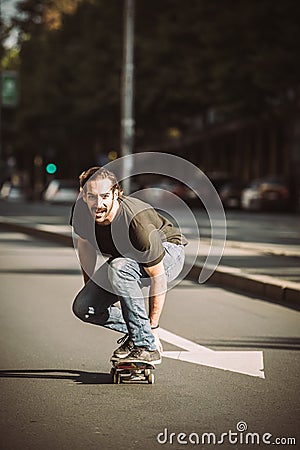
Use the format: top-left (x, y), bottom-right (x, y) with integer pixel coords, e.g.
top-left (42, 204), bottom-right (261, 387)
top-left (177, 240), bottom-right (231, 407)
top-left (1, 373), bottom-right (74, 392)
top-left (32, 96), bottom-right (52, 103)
top-left (72, 290), bottom-right (97, 322)
top-left (108, 257), bottom-right (138, 286)
top-left (72, 294), bottom-right (109, 325)
top-left (72, 293), bottom-right (89, 321)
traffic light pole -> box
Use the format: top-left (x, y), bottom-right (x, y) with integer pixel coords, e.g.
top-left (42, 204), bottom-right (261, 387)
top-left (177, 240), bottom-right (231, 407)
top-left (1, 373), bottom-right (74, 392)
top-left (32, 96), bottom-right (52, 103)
top-left (120, 0), bottom-right (135, 194)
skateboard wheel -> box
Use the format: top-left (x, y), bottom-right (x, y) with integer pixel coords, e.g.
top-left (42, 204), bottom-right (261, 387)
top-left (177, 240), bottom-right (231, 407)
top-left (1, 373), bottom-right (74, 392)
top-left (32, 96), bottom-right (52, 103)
top-left (144, 369), bottom-right (151, 376)
top-left (117, 373), bottom-right (121, 384)
top-left (148, 373), bottom-right (154, 384)
top-left (111, 369), bottom-right (118, 384)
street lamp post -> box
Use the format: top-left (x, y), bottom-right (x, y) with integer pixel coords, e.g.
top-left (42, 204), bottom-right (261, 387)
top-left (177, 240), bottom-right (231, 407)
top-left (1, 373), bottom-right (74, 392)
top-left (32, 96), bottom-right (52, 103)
top-left (120, 0), bottom-right (135, 194)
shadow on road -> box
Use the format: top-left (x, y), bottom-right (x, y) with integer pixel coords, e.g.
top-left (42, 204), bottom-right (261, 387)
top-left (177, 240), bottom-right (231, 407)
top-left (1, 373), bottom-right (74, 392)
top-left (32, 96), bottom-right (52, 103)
top-left (195, 337), bottom-right (300, 351)
top-left (0, 369), bottom-right (112, 384)
top-left (0, 268), bottom-right (81, 275)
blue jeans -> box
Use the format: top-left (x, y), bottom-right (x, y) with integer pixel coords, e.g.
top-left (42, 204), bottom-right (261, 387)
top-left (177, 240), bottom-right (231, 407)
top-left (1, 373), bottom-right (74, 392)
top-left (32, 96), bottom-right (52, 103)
top-left (72, 242), bottom-right (185, 350)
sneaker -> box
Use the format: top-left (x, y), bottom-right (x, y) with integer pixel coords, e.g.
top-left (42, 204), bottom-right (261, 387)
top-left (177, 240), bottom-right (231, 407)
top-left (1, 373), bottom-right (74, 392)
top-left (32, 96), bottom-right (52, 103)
top-left (112, 334), bottom-right (135, 360)
top-left (122, 347), bottom-right (162, 365)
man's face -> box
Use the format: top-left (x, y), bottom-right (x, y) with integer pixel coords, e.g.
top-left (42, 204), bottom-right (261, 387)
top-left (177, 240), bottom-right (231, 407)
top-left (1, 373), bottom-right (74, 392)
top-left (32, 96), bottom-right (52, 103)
top-left (83, 177), bottom-right (119, 225)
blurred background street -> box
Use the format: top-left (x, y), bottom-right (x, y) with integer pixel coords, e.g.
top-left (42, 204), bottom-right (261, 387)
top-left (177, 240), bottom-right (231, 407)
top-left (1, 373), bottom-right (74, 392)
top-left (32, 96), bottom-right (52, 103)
top-left (1, 200), bottom-right (300, 285)
top-left (0, 0), bottom-right (300, 449)
top-left (0, 0), bottom-right (300, 209)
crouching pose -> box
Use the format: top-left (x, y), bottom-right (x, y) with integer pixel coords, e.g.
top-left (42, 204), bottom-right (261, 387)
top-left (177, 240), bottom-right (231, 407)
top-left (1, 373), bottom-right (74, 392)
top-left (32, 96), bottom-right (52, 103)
top-left (71, 167), bottom-right (187, 364)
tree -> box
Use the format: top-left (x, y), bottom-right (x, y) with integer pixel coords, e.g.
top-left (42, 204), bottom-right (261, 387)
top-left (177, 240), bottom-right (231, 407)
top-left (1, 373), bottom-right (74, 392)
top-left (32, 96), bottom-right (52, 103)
top-left (134, 0), bottom-right (300, 144)
top-left (13, 0), bottom-right (122, 178)
top-left (10, 0), bottom-right (300, 178)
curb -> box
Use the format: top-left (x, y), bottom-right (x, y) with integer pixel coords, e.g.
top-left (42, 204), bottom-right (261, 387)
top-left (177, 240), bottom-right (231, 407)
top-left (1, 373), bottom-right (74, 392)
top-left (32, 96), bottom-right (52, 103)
top-left (0, 222), bottom-right (73, 247)
top-left (184, 261), bottom-right (300, 309)
top-left (1, 220), bottom-right (299, 308)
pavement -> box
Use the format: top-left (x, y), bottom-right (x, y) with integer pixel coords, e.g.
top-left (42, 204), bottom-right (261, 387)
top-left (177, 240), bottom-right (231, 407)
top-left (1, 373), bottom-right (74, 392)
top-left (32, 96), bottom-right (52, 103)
top-left (0, 201), bottom-right (299, 307)
top-left (2, 231), bottom-right (299, 449)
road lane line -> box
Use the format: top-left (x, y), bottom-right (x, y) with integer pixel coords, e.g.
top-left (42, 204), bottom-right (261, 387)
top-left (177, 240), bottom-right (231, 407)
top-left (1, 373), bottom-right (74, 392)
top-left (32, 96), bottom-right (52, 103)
top-left (160, 328), bottom-right (265, 379)
top-left (160, 328), bottom-right (214, 352)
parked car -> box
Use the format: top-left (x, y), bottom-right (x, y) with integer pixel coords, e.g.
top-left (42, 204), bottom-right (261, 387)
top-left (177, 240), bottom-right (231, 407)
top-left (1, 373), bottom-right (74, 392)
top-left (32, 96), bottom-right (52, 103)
top-left (43, 179), bottom-right (79, 204)
top-left (187, 172), bottom-right (240, 208)
top-left (136, 176), bottom-right (187, 205)
top-left (219, 181), bottom-right (243, 209)
top-left (241, 176), bottom-right (292, 211)
top-left (0, 182), bottom-right (27, 202)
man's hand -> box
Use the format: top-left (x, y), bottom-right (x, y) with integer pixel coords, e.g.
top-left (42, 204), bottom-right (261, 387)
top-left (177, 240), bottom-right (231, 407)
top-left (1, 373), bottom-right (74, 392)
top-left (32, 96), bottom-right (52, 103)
top-left (152, 327), bottom-right (163, 354)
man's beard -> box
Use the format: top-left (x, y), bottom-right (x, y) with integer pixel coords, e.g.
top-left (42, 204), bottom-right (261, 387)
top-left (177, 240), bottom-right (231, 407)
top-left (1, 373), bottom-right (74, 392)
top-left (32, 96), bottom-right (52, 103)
top-left (93, 204), bottom-right (113, 223)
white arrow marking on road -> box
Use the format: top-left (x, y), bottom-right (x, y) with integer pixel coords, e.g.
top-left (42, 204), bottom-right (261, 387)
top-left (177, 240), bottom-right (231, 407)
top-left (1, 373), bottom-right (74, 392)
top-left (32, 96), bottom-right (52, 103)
top-left (160, 328), bottom-right (265, 379)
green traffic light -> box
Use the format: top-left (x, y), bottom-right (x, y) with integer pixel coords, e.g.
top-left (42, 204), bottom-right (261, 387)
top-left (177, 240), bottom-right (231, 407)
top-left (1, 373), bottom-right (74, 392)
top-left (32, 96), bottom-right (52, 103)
top-left (46, 163), bottom-right (57, 174)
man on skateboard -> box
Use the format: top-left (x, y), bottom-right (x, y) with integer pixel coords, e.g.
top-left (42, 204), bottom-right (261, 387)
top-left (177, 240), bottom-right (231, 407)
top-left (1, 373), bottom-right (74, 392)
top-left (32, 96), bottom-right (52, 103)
top-left (71, 166), bottom-right (187, 365)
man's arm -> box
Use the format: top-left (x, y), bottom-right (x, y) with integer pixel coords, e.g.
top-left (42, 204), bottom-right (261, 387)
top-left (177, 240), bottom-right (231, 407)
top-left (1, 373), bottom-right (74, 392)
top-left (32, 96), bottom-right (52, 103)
top-left (77, 237), bottom-right (97, 284)
top-left (144, 260), bottom-right (167, 352)
top-left (144, 260), bottom-right (167, 326)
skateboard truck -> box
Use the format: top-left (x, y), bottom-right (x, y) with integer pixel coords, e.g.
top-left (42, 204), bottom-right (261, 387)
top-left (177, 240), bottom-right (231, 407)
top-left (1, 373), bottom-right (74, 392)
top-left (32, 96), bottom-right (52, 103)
top-left (111, 360), bottom-right (155, 384)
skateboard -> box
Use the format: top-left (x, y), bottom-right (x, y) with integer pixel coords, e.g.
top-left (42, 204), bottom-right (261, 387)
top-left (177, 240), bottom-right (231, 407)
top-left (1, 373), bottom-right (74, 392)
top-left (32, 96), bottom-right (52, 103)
top-left (111, 360), bottom-right (155, 384)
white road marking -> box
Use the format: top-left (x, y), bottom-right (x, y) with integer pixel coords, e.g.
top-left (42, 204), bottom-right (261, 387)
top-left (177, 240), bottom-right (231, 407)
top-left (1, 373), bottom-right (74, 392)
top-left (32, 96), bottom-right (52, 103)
top-left (160, 328), bottom-right (265, 379)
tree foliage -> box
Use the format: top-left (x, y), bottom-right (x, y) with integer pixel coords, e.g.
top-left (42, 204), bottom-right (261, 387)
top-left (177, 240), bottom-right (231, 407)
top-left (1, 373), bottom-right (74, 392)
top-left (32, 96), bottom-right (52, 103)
top-left (13, 0), bottom-right (122, 174)
top-left (8, 0), bottom-right (300, 175)
top-left (135, 0), bottom-right (300, 131)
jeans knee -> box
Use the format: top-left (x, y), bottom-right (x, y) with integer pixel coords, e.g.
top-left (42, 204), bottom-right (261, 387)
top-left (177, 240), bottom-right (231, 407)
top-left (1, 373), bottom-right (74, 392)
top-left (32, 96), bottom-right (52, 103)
top-left (72, 294), bottom-right (89, 322)
top-left (108, 257), bottom-right (137, 286)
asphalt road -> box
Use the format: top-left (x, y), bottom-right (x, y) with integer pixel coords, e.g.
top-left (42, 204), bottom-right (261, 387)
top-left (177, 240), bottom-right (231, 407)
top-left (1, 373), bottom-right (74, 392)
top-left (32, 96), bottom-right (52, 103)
top-left (0, 231), bottom-right (299, 450)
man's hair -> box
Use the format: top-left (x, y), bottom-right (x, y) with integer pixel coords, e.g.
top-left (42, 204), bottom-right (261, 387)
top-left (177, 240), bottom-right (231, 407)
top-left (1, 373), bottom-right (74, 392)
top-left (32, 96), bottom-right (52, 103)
top-left (79, 166), bottom-right (124, 197)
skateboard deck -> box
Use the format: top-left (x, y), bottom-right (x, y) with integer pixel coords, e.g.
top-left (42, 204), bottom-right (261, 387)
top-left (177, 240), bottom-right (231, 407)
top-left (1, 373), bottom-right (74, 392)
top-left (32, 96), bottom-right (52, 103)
top-left (111, 360), bottom-right (155, 384)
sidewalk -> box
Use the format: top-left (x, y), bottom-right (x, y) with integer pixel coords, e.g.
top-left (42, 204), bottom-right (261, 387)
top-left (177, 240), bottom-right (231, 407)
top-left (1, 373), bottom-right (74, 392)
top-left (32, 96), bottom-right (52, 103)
top-left (184, 238), bottom-right (300, 307)
top-left (0, 207), bottom-right (299, 307)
